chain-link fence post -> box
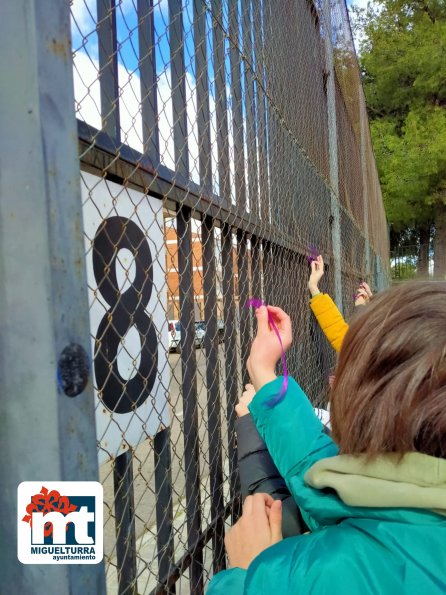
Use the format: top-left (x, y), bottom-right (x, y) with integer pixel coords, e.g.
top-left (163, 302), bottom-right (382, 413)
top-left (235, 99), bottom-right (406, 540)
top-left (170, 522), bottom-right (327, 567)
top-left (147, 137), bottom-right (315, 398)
top-left (375, 255), bottom-right (387, 291)
top-left (323, 0), bottom-right (344, 311)
top-left (0, 1), bottom-right (104, 593)
top-left (360, 103), bottom-right (372, 278)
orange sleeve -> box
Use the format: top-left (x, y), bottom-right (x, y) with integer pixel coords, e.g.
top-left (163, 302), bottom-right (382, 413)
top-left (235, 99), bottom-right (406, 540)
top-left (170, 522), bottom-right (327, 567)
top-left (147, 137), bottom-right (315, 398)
top-left (309, 293), bottom-right (349, 353)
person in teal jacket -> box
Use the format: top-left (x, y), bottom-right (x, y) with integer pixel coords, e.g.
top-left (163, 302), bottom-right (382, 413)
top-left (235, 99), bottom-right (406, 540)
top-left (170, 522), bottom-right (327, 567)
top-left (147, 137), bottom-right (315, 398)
top-left (208, 281), bottom-right (446, 594)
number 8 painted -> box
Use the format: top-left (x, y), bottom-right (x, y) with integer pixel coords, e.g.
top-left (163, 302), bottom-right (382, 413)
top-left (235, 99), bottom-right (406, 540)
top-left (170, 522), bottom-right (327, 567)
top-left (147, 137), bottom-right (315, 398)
top-left (92, 216), bottom-right (158, 414)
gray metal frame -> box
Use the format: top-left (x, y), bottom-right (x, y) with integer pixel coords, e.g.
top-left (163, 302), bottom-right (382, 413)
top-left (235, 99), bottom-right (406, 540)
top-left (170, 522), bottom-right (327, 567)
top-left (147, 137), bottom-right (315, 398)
top-left (0, 1), bottom-right (104, 593)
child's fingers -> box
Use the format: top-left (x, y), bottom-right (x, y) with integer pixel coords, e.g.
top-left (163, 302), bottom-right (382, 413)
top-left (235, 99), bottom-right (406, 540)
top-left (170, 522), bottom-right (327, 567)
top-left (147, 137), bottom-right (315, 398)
top-left (251, 493), bottom-right (274, 523)
top-left (269, 500), bottom-right (283, 544)
top-left (266, 305), bottom-right (289, 319)
top-left (235, 403), bottom-right (246, 417)
top-left (243, 495), bottom-right (253, 515)
top-left (266, 306), bottom-right (292, 334)
top-left (254, 305), bottom-right (270, 336)
top-left (361, 282), bottom-right (373, 297)
top-left (255, 493), bottom-right (275, 509)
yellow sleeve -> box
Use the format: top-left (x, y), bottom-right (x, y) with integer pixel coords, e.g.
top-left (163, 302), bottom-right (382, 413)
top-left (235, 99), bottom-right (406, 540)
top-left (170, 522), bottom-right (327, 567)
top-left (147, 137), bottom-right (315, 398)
top-left (310, 293), bottom-right (349, 353)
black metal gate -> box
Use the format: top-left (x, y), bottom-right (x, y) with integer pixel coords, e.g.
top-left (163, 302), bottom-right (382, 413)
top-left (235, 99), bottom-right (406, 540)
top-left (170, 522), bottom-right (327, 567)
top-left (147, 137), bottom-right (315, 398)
top-left (72, 0), bottom-right (389, 592)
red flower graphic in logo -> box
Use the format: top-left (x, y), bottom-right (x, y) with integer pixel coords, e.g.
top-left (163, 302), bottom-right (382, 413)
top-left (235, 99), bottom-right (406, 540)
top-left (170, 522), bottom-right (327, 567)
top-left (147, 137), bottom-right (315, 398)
top-left (22, 486), bottom-right (78, 537)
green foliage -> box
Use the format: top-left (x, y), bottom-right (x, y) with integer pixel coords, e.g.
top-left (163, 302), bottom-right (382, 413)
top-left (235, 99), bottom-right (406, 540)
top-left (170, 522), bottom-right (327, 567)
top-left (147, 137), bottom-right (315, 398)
top-left (351, 0), bottom-right (446, 231)
top-left (391, 259), bottom-right (417, 280)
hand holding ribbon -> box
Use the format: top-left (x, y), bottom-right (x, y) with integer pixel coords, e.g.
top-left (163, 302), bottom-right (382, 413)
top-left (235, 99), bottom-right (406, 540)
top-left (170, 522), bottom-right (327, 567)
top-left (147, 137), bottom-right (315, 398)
top-left (246, 299), bottom-right (291, 408)
top-left (307, 244), bottom-right (319, 265)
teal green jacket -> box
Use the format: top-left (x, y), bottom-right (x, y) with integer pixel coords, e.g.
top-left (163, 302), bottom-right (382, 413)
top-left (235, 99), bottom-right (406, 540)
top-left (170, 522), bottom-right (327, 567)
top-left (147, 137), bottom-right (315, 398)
top-left (208, 377), bottom-right (446, 594)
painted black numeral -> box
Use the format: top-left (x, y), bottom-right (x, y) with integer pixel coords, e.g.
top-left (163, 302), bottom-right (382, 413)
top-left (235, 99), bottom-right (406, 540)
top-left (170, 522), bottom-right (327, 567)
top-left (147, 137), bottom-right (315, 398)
top-left (92, 216), bottom-right (158, 414)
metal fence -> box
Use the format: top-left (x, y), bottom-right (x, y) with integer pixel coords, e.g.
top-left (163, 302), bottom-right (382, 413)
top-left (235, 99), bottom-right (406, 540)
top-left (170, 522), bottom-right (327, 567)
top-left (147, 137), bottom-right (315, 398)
top-left (1, 0), bottom-right (389, 593)
top-left (391, 244), bottom-right (433, 280)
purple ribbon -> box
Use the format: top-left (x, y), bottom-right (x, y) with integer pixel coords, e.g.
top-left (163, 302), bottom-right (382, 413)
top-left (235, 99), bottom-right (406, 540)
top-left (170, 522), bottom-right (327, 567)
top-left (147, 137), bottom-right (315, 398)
top-left (307, 244), bottom-right (319, 265)
top-left (246, 298), bottom-right (288, 408)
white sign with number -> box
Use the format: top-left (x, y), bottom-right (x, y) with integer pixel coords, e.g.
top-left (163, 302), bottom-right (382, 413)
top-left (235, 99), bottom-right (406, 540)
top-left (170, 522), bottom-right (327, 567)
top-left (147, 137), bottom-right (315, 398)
top-left (81, 172), bottom-right (169, 464)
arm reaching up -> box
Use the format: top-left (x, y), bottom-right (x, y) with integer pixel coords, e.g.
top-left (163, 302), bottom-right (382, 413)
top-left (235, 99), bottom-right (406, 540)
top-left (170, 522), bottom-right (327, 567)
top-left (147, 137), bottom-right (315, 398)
top-left (246, 305), bottom-right (292, 392)
top-left (308, 255), bottom-right (324, 296)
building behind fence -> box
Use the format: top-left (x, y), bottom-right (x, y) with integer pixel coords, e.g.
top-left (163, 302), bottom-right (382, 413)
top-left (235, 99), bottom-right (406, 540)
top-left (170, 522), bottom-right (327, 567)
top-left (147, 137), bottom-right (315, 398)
top-left (1, 0), bottom-right (389, 594)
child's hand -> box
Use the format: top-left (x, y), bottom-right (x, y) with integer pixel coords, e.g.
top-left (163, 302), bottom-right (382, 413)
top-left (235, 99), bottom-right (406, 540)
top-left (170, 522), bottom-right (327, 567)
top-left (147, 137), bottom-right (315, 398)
top-left (360, 281), bottom-right (373, 298)
top-left (354, 282), bottom-right (373, 306)
top-left (247, 306), bottom-right (292, 392)
top-left (225, 493), bottom-right (283, 569)
top-left (308, 255), bottom-right (324, 296)
top-left (236, 384), bottom-right (256, 417)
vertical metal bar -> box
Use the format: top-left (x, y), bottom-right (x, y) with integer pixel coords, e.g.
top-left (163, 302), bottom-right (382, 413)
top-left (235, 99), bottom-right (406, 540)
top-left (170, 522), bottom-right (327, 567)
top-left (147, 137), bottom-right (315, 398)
top-left (177, 207), bottom-right (203, 594)
top-left (229, 0), bottom-right (247, 214)
top-left (251, 236), bottom-right (263, 382)
top-left (262, 0), bottom-right (277, 219)
top-left (322, 0), bottom-right (343, 311)
top-left (262, 0), bottom-right (279, 230)
top-left (241, 0), bottom-right (259, 217)
top-left (212, 0), bottom-right (231, 207)
top-left (253, 1), bottom-right (270, 223)
top-left (274, 245), bottom-right (285, 310)
top-left (154, 428), bottom-right (175, 593)
top-left (263, 241), bottom-right (275, 306)
top-left (0, 0), bottom-right (104, 593)
top-left (251, 235), bottom-right (262, 301)
top-left (237, 231), bottom-right (251, 388)
top-left (284, 248), bottom-right (299, 377)
top-left (97, 0), bottom-right (121, 141)
top-left (138, 0), bottom-right (160, 164)
top-left (114, 452), bottom-right (138, 595)
top-left (276, 246), bottom-right (288, 374)
top-left (360, 101), bottom-right (371, 278)
top-left (375, 254), bottom-right (384, 291)
top-left (193, 0), bottom-right (212, 192)
top-left (221, 225), bottom-right (241, 520)
top-left (169, 0), bottom-right (189, 178)
top-left (262, 0), bottom-right (273, 95)
top-left (202, 217), bottom-right (226, 574)
top-left (267, 109), bottom-right (280, 227)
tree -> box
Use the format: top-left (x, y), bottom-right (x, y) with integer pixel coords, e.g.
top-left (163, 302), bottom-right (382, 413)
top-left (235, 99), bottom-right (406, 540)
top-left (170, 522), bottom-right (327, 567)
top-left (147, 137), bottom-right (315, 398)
top-left (351, 0), bottom-right (446, 277)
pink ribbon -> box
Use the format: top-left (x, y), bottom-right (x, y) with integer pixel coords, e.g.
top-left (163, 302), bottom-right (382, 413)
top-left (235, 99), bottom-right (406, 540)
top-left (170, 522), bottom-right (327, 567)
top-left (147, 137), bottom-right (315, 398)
top-left (246, 298), bottom-right (288, 408)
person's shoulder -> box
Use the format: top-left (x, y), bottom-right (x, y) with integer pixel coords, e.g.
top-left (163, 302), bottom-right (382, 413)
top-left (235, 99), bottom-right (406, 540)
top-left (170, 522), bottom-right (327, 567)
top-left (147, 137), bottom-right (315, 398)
top-left (245, 525), bottom-right (388, 593)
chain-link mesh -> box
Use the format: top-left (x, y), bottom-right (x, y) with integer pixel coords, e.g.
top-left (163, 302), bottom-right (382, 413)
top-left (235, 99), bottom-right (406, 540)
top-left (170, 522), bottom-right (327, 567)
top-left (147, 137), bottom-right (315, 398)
top-left (71, 0), bottom-right (389, 592)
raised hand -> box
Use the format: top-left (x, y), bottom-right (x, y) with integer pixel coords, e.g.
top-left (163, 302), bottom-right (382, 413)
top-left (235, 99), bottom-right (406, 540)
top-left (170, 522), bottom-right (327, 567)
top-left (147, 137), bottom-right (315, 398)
top-left (308, 255), bottom-right (324, 296)
top-left (247, 306), bottom-right (292, 392)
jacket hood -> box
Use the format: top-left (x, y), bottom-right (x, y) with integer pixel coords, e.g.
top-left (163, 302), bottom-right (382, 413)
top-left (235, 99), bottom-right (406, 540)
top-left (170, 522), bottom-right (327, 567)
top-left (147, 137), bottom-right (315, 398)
top-left (305, 452), bottom-right (446, 517)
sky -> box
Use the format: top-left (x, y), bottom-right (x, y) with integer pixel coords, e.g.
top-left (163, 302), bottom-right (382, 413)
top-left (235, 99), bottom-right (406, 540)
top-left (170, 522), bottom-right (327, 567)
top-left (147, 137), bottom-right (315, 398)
top-left (348, 0), bottom-right (369, 8)
top-left (71, 0), bottom-right (238, 198)
top-left (71, 0), bottom-right (372, 197)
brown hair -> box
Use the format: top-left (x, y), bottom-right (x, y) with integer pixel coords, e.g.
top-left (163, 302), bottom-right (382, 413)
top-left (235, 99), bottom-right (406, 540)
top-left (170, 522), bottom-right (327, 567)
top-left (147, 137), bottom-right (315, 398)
top-left (330, 281), bottom-right (446, 458)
